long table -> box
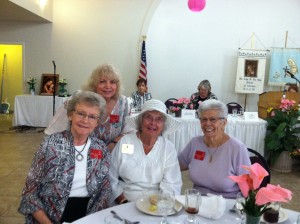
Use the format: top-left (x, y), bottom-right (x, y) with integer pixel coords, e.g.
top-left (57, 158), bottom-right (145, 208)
top-left (164, 115), bottom-right (267, 156)
top-left (71, 199), bottom-right (299, 224)
top-left (13, 95), bottom-right (68, 127)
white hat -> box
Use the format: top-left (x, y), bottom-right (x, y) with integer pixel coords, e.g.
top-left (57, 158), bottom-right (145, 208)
top-left (126, 99), bottom-right (181, 135)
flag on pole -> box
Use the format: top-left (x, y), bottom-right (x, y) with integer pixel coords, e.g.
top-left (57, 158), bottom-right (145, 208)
top-left (139, 40), bottom-right (147, 80)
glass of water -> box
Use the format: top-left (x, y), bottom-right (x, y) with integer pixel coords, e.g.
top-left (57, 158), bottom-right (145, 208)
top-left (235, 192), bottom-right (245, 221)
top-left (157, 190), bottom-right (175, 224)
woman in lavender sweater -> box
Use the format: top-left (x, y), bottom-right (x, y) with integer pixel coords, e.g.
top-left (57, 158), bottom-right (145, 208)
top-left (178, 99), bottom-right (251, 199)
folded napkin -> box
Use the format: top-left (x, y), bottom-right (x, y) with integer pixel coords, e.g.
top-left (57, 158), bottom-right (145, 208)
top-left (175, 193), bottom-right (226, 219)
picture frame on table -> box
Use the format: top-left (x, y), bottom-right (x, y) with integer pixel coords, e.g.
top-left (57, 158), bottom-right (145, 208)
top-left (40, 74), bottom-right (59, 95)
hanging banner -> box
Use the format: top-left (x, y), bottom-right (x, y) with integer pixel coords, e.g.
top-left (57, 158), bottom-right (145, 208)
top-left (268, 48), bottom-right (300, 86)
top-left (235, 49), bottom-right (269, 94)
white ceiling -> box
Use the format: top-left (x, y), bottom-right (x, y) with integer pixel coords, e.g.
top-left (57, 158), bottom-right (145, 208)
top-left (0, 0), bottom-right (49, 22)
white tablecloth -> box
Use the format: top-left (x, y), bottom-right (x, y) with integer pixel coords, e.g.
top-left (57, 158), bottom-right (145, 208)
top-left (71, 199), bottom-right (299, 224)
top-left (13, 95), bottom-right (68, 127)
top-left (164, 115), bottom-right (267, 156)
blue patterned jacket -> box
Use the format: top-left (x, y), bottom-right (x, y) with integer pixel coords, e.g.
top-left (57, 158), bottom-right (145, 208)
top-left (18, 130), bottom-right (111, 223)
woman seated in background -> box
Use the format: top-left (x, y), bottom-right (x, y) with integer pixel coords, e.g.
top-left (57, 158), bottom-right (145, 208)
top-left (178, 99), bottom-right (251, 199)
top-left (131, 78), bottom-right (152, 111)
top-left (188, 79), bottom-right (218, 109)
top-left (45, 64), bottom-right (129, 151)
top-left (18, 91), bottom-right (111, 223)
top-left (110, 99), bottom-right (182, 203)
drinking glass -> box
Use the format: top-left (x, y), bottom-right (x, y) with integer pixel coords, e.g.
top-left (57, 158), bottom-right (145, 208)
top-left (184, 189), bottom-right (201, 224)
top-left (157, 190), bottom-right (175, 224)
top-left (263, 202), bottom-right (280, 224)
top-left (232, 108), bottom-right (238, 117)
top-left (235, 192), bottom-right (245, 221)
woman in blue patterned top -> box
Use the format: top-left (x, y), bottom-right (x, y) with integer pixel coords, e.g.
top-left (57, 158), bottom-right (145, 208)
top-left (131, 78), bottom-right (152, 111)
top-left (19, 91), bottom-right (112, 223)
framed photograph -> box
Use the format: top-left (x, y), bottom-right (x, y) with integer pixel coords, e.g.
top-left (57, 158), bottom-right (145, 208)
top-left (244, 60), bottom-right (258, 77)
top-left (40, 74), bottom-right (60, 95)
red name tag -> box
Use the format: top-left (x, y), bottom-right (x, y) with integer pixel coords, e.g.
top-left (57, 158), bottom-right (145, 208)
top-left (194, 150), bottom-right (205, 160)
top-left (109, 114), bottom-right (119, 123)
top-left (90, 149), bottom-right (103, 159)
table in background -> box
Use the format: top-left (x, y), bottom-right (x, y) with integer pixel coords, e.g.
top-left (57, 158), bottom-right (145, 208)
top-left (164, 115), bottom-right (267, 156)
top-left (71, 199), bottom-right (299, 224)
top-left (13, 95), bottom-right (68, 127)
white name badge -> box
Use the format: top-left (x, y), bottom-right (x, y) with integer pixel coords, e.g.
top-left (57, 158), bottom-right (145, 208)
top-left (121, 144), bottom-right (134, 154)
top-left (181, 109), bottom-right (196, 119)
top-left (243, 112), bottom-right (259, 121)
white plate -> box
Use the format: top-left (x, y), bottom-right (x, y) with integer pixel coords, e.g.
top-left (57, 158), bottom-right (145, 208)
top-left (135, 195), bottom-right (183, 216)
top-left (261, 208), bottom-right (288, 223)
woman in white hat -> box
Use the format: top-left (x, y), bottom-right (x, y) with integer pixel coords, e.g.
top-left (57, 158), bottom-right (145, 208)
top-left (109, 99), bottom-right (182, 203)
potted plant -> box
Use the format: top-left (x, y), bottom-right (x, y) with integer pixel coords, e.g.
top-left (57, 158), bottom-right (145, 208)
top-left (168, 97), bottom-right (190, 117)
top-left (265, 98), bottom-right (300, 171)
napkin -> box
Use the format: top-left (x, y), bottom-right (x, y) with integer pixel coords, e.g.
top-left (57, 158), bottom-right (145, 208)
top-left (175, 193), bottom-right (226, 219)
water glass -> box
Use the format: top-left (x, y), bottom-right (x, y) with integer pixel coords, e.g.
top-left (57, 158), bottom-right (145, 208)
top-left (184, 189), bottom-right (201, 224)
top-left (157, 190), bottom-right (175, 224)
top-left (238, 108), bottom-right (244, 115)
top-left (232, 108), bottom-right (238, 117)
top-left (235, 192), bottom-right (245, 221)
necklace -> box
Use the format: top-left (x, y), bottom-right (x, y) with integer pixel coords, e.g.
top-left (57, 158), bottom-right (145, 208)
top-left (75, 139), bottom-right (88, 162)
top-left (138, 132), bottom-right (156, 148)
top-left (204, 135), bottom-right (224, 163)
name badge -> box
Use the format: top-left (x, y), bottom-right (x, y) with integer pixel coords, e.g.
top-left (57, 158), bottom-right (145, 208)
top-left (121, 144), bottom-right (134, 154)
top-left (194, 150), bottom-right (205, 160)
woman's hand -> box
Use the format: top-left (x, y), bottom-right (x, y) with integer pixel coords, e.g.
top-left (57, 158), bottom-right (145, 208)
top-left (33, 210), bottom-right (53, 224)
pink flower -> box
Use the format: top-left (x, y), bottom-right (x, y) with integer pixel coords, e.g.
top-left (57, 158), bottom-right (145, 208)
top-left (228, 174), bottom-right (252, 197)
top-left (255, 184), bottom-right (292, 206)
top-left (242, 163), bottom-right (269, 190)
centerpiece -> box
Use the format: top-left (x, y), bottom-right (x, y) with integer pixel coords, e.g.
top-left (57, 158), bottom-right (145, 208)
top-left (229, 163), bottom-right (292, 224)
top-left (265, 98), bottom-right (300, 172)
top-left (168, 97), bottom-right (190, 117)
top-left (26, 76), bottom-right (37, 95)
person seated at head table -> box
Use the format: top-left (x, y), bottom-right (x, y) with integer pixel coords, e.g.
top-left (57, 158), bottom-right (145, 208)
top-left (109, 99), bottom-right (182, 203)
top-left (44, 63), bottom-right (130, 151)
top-left (188, 79), bottom-right (218, 110)
top-left (130, 78), bottom-right (152, 111)
top-left (178, 99), bottom-right (251, 199)
top-left (18, 91), bottom-right (112, 223)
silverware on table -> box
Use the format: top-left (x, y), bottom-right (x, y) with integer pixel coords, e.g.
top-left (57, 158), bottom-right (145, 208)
top-left (110, 210), bottom-right (140, 224)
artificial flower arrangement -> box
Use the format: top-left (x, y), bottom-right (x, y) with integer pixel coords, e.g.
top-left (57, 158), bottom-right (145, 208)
top-left (229, 163), bottom-right (292, 218)
top-left (265, 98), bottom-right (300, 164)
top-left (168, 97), bottom-right (190, 113)
top-left (58, 78), bottom-right (67, 84)
top-left (26, 76), bottom-right (37, 85)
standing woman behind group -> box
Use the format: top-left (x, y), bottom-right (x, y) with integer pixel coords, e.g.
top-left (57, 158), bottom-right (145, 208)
top-left (189, 79), bottom-right (218, 110)
top-left (18, 91), bottom-right (111, 223)
top-left (130, 78), bottom-right (152, 111)
top-left (45, 64), bottom-right (129, 151)
top-left (82, 64), bottom-right (129, 150)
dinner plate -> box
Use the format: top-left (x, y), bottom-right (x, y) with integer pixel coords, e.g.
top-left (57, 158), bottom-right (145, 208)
top-left (135, 195), bottom-right (183, 216)
top-left (261, 208), bottom-right (288, 223)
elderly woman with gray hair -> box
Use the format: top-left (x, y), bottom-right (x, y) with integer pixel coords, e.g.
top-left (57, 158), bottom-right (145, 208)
top-left (19, 91), bottom-right (112, 223)
top-left (178, 99), bottom-right (251, 199)
top-left (109, 99), bottom-right (182, 203)
top-left (188, 79), bottom-right (218, 110)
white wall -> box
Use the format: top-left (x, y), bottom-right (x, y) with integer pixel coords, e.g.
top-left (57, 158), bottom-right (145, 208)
top-left (0, 0), bottom-right (299, 112)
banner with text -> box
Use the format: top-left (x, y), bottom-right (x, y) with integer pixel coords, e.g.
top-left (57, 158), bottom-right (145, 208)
top-left (235, 49), bottom-right (268, 94)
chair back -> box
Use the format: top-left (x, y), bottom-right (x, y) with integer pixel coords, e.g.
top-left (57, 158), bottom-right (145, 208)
top-left (247, 148), bottom-right (271, 188)
top-left (165, 98), bottom-right (177, 108)
top-left (227, 102), bottom-right (242, 114)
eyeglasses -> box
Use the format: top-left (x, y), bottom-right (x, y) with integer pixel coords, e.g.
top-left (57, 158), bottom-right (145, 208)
top-left (73, 110), bottom-right (100, 121)
top-left (200, 117), bottom-right (224, 124)
top-left (143, 113), bottom-right (165, 124)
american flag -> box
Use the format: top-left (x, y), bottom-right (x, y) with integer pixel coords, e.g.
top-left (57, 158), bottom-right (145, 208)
top-left (139, 40), bottom-right (147, 80)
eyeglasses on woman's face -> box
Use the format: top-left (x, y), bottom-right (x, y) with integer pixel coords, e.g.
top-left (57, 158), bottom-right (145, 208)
top-left (73, 110), bottom-right (100, 122)
top-left (200, 117), bottom-right (224, 124)
top-left (142, 112), bottom-right (165, 124)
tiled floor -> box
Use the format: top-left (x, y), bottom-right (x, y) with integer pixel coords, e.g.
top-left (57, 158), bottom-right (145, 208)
top-left (0, 114), bottom-right (299, 223)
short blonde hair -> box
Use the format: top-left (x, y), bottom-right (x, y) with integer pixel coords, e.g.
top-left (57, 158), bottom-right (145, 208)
top-left (82, 63), bottom-right (122, 99)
